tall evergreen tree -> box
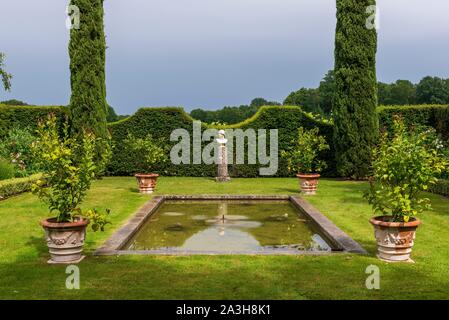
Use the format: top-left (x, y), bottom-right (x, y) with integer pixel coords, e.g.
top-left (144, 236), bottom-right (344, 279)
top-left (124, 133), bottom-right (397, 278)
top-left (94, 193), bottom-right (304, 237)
top-left (333, 0), bottom-right (379, 178)
top-left (68, 0), bottom-right (110, 173)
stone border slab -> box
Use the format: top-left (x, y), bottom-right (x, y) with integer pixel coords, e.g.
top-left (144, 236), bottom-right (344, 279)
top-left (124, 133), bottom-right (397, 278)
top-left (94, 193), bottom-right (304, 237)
top-left (94, 195), bottom-right (366, 256)
top-left (290, 197), bottom-right (367, 254)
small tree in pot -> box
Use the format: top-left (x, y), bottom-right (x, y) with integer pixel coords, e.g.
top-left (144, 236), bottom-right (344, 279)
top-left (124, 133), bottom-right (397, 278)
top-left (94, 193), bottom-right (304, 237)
top-left (281, 127), bottom-right (329, 195)
top-left (31, 114), bottom-right (110, 264)
top-left (124, 133), bottom-right (167, 194)
top-left (365, 117), bottom-right (448, 262)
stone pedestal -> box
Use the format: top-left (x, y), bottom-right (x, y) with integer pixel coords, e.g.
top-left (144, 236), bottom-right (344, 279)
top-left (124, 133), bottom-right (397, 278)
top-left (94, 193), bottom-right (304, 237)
top-left (216, 130), bottom-right (230, 182)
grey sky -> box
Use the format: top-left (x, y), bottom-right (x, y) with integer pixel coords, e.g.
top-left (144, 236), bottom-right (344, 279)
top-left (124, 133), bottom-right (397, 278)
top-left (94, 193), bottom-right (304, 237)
top-left (1, 0), bottom-right (449, 115)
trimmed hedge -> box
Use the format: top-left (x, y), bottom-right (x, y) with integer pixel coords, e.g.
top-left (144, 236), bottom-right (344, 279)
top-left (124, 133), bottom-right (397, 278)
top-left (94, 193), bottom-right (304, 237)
top-left (1, 104), bottom-right (448, 177)
top-left (0, 174), bottom-right (41, 201)
top-left (107, 106), bottom-right (336, 177)
top-left (378, 105), bottom-right (449, 139)
top-left (0, 105), bottom-right (67, 138)
top-left (430, 180), bottom-right (449, 197)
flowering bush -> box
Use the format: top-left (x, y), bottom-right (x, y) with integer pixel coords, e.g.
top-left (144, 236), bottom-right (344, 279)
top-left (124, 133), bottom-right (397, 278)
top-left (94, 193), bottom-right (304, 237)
top-left (281, 127), bottom-right (329, 174)
top-left (365, 116), bottom-right (448, 222)
top-left (0, 127), bottom-right (39, 177)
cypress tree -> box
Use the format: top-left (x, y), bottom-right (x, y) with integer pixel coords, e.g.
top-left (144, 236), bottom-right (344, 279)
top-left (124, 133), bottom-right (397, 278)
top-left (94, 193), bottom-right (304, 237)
top-left (333, 0), bottom-right (379, 178)
top-left (68, 0), bottom-right (110, 173)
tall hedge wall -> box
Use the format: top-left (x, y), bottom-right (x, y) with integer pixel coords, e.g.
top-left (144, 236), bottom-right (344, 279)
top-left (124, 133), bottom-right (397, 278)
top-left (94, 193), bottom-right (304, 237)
top-left (1, 104), bottom-right (448, 177)
top-left (107, 106), bottom-right (336, 177)
top-left (0, 105), bottom-right (67, 138)
top-left (378, 105), bottom-right (449, 140)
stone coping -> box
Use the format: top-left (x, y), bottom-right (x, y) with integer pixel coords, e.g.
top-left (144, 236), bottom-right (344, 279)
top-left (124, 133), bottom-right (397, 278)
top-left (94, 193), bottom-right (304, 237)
top-left (94, 195), bottom-right (367, 256)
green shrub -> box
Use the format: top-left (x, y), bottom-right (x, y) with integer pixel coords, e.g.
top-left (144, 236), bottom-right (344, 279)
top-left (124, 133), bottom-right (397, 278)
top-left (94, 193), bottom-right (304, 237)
top-left (364, 117), bottom-right (448, 222)
top-left (0, 158), bottom-right (15, 180)
top-left (281, 127), bottom-right (329, 174)
top-left (0, 174), bottom-right (42, 200)
top-left (31, 114), bottom-right (109, 228)
top-left (123, 133), bottom-right (167, 173)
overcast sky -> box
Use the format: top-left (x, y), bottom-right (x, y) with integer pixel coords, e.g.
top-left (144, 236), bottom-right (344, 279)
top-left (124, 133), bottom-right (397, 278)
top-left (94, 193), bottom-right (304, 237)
top-left (1, 0), bottom-right (449, 114)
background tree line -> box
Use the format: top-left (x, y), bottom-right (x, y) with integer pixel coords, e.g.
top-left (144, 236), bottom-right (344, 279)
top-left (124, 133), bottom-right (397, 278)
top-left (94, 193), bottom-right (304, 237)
top-left (188, 73), bottom-right (449, 124)
top-left (190, 98), bottom-right (281, 124)
top-left (284, 71), bottom-right (449, 116)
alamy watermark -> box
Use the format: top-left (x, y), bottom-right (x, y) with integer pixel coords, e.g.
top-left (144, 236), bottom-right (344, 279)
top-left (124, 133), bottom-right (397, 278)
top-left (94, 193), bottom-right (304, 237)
top-left (365, 265), bottom-right (380, 290)
top-left (170, 121), bottom-right (279, 176)
top-left (65, 265), bottom-right (80, 290)
top-left (366, 5), bottom-right (380, 30)
top-left (66, 5), bottom-right (80, 30)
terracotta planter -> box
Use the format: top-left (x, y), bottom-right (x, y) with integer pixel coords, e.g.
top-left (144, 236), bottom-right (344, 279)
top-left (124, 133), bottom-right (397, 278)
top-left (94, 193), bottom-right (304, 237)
top-left (297, 173), bottom-right (320, 195)
top-left (41, 217), bottom-right (89, 264)
top-left (135, 173), bottom-right (159, 194)
top-left (370, 216), bottom-right (421, 263)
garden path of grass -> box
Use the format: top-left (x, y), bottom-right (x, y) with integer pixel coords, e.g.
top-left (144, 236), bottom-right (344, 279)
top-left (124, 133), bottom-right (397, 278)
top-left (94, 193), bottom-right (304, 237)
top-left (1, 177), bottom-right (448, 299)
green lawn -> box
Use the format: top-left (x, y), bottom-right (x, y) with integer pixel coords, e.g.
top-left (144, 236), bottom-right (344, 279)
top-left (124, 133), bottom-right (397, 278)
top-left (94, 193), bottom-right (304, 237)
top-left (1, 177), bottom-right (448, 299)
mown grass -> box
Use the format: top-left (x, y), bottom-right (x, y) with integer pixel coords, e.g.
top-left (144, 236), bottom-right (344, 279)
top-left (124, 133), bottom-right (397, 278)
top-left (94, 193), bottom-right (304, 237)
top-left (0, 177), bottom-right (448, 300)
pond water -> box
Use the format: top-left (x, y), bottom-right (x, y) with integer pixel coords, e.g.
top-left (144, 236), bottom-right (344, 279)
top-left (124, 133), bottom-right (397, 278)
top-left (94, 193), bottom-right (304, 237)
top-left (124, 200), bottom-right (333, 254)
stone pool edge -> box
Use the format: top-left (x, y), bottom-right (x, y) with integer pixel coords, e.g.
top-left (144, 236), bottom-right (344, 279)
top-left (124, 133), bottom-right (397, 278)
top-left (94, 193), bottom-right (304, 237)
top-left (94, 195), bottom-right (367, 256)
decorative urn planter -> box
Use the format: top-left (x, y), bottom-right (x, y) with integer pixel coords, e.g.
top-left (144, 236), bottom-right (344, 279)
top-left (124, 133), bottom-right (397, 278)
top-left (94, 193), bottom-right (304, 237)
top-left (297, 173), bottom-right (320, 195)
top-left (135, 173), bottom-right (159, 194)
top-left (369, 216), bottom-right (421, 263)
top-left (40, 217), bottom-right (89, 264)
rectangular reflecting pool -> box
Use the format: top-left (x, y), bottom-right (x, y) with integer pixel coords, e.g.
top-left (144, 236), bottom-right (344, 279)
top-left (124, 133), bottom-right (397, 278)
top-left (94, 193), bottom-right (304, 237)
top-left (96, 195), bottom-right (366, 256)
top-left (123, 200), bottom-right (332, 254)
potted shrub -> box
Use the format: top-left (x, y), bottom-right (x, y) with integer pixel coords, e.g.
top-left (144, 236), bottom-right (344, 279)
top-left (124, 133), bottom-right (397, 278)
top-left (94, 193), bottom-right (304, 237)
top-left (31, 114), bottom-right (110, 264)
top-left (365, 117), bottom-right (448, 262)
top-left (124, 133), bottom-right (167, 194)
top-left (281, 127), bottom-right (329, 195)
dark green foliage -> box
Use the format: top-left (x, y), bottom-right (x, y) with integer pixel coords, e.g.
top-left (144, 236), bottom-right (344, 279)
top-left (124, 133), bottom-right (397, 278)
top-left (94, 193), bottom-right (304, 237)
top-left (107, 105), bottom-right (119, 122)
top-left (0, 159), bottom-right (15, 180)
top-left (430, 179), bottom-right (449, 197)
top-left (190, 105), bottom-right (257, 124)
top-left (378, 80), bottom-right (417, 105)
top-left (283, 88), bottom-right (322, 114)
top-left (108, 106), bottom-right (336, 177)
top-left (378, 105), bottom-right (449, 140)
top-left (0, 105), bottom-right (67, 138)
top-left (0, 99), bottom-right (30, 106)
top-left (68, 0), bottom-right (110, 172)
top-left (416, 76), bottom-right (449, 104)
top-left (190, 98), bottom-right (280, 124)
top-left (250, 98), bottom-right (280, 108)
top-left (333, 0), bottom-right (379, 178)
top-left (287, 72), bottom-right (448, 109)
top-left (318, 70), bottom-right (335, 114)
top-left (1, 104), bottom-right (448, 178)
top-left (283, 70), bottom-right (335, 115)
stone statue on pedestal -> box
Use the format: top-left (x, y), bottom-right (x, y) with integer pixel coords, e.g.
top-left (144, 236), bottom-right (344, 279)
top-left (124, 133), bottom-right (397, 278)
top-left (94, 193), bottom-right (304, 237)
top-left (216, 130), bottom-right (230, 182)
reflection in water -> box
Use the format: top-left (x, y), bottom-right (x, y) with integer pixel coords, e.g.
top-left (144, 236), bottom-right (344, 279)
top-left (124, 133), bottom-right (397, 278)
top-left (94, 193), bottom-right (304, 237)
top-left (125, 200), bottom-right (332, 253)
